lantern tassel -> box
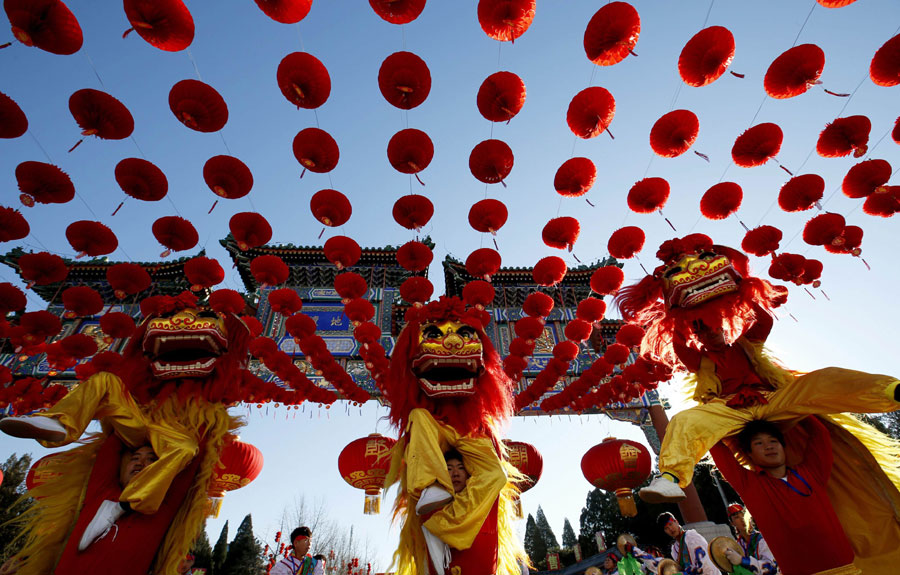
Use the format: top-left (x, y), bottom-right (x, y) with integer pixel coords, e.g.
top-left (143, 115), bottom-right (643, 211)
top-left (111, 201), bottom-right (124, 216)
top-left (318, 227), bottom-right (325, 239)
top-left (606, 128), bottom-right (615, 140)
top-left (363, 490), bottom-right (382, 515)
top-left (414, 173), bottom-right (425, 186)
top-left (615, 490), bottom-right (638, 517)
top-left (122, 27), bottom-right (135, 39)
top-left (585, 198), bottom-right (595, 207)
top-left (777, 161), bottom-right (793, 176)
top-left (208, 495), bottom-right (224, 518)
top-left (804, 287), bottom-right (816, 300)
top-left (512, 493), bottom-right (524, 520)
top-left (68, 138), bottom-right (84, 153)
top-left (824, 88), bottom-right (850, 97)
top-left (730, 70), bottom-right (745, 79)
top-left (208, 200), bottom-right (218, 214)
top-left (0, 42), bottom-right (11, 49)
top-left (693, 150), bottom-right (710, 162)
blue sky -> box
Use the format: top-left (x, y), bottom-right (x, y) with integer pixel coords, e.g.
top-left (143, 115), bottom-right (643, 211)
top-left (2, 0), bottom-right (900, 569)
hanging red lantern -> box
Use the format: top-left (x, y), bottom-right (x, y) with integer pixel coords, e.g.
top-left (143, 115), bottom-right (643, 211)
top-left (184, 256), bottom-right (225, 291)
top-left (0, 207), bottom-right (29, 242)
top-left (523, 292), bottom-right (554, 318)
top-left (732, 123), bottom-right (783, 168)
top-left (168, 79), bottom-right (228, 132)
top-left (0, 283), bottom-right (27, 315)
top-left (378, 51), bottom-right (431, 110)
top-left (152, 216), bottom-right (198, 257)
top-left (469, 139), bottom-right (514, 185)
top-left (208, 436), bottom-right (264, 517)
top-left (122, 0), bottom-right (194, 52)
top-left (542, 217), bottom-right (580, 251)
top-left (503, 439), bottom-right (543, 491)
top-left (607, 226), bottom-right (645, 259)
top-left (61, 286), bottom-right (103, 317)
top-left (3, 0), bottom-right (83, 55)
top-left (803, 213), bottom-right (846, 247)
top-left (468, 199), bottom-right (508, 234)
top-left (65, 220), bottom-right (118, 257)
top-left (392, 195), bottom-right (434, 231)
top-left (577, 298), bottom-right (607, 323)
top-left (554, 157), bottom-right (596, 197)
top-left (565, 319), bottom-right (593, 343)
top-left (19, 310), bottom-right (62, 344)
top-left (59, 333), bottom-right (97, 359)
top-left (338, 433), bottom-right (397, 514)
top-left (893, 117), bottom-right (900, 144)
top-left (817, 0), bottom-right (858, 6)
top-left (396, 241), bottom-right (433, 272)
top-left (399, 277), bottom-right (433, 305)
top-left (824, 225), bottom-right (863, 255)
top-left (369, 0), bottom-right (426, 24)
top-left (229, 212), bottom-right (273, 251)
top-left (466, 248), bottom-right (502, 281)
top-left (583, 2), bottom-right (640, 66)
top-left (293, 127), bottom-right (339, 175)
top-left (254, 0), bottom-right (312, 24)
top-left (115, 158), bottom-right (168, 202)
top-left (100, 312), bottom-right (136, 339)
top-left (700, 181), bottom-right (742, 220)
top-left (870, 34), bottom-right (900, 87)
top-left (15, 161), bottom-right (75, 207)
top-left (477, 0), bottom-right (535, 42)
top-left (816, 115), bottom-right (871, 158)
top-left (0, 91), bottom-right (28, 138)
top-left (764, 44), bottom-right (824, 99)
top-left (581, 437), bottom-right (651, 516)
top-left (533, 256), bottom-right (567, 287)
top-left (778, 174), bottom-right (824, 212)
top-left (208, 289), bottom-right (246, 315)
top-left (678, 26), bottom-right (735, 87)
top-left (387, 129), bottom-right (434, 181)
top-left (18, 252), bottom-right (68, 286)
top-left (462, 280), bottom-right (495, 309)
top-left (863, 186), bottom-right (900, 218)
top-left (477, 71), bottom-right (526, 122)
top-left (324, 236), bottom-right (361, 270)
top-left (277, 52), bottom-right (331, 109)
top-left (590, 266), bottom-right (624, 296)
top-left (650, 110), bottom-right (699, 158)
top-left (627, 178), bottom-right (670, 213)
top-left (107, 263), bottom-right (150, 299)
top-left (67, 89), bottom-right (134, 151)
top-left (268, 288), bottom-right (303, 316)
top-left (250, 255), bottom-right (289, 287)
top-left (310, 189), bottom-right (352, 227)
top-left (742, 226), bottom-right (783, 257)
top-left (567, 87), bottom-right (616, 139)
top-left (615, 324), bottom-right (645, 348)
top-left (334, 272), bottom-right (368, 301)
top-left (842, 160), bottom-right (891, 199)
top-left (204, 155), bottom-right (254, 202)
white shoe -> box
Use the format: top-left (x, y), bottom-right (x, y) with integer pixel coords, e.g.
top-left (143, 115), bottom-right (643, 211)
top-left (0, 416), bottom-right (66, 443)
top-left (415, 485), bottom-right (453, 516)
top-left (79, 500), bottom-right (125, 551)
top-left (639, 475), bottom-right (687, 504)
top-left (421, 525), bottom-right (451, 574)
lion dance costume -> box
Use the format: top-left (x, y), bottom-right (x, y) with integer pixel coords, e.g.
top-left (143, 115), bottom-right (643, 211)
top-left (615, 234), bottom-right (900, 570)
top-left (2, 292), bottom-right (249, 575)
top-left (384, 296), bottom-right (527, 575)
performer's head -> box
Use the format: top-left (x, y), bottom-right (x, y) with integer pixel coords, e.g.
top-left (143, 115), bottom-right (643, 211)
top-left (738, 419), bottom-right (786, 470)
top-left (657, 512), bottom-right (682, 539)
top-left (290, 526), bottom-right (312, 557)
top-left (314, 554), bottom-right (327, 567)
top-left (691, 319), bottom-right (727, 351)
top-left (727, 503), bottom-right (749, 534)
top-left (119, 444), bottom-right (158, 487)
top-left (444, 448), bottom-right (470, 494)
top-left (602, 553), bottom-right (618, 572)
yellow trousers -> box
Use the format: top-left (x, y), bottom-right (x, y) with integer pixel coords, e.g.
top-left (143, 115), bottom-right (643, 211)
top-left (37, 372), bottom-right (199, 514)
top-left (660, 367), bottom-right (899, 486)
top-left (405, 409), bottom-right (507, 550)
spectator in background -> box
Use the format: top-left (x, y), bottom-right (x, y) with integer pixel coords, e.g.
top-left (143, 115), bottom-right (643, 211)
top-left (313, 554), bottom-right (327, 574)
top-left (270, 527), bottom-right (324, 575)
top-left (657, 512), bottom-right (717, 575)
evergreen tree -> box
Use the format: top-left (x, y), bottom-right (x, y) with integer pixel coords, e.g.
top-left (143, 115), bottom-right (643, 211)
top-left (561, 518), bottom-right (577, 549)
top-left (0, 453), bottom-right (33, 564)
top-left (192, 528), bottom-right (214, 572)
top-left (534, 506), bottom-right (560, 551)
top-left (212, 520), bottom-right (229, 575)
top-left (577, 484), bottom-right (675, 557)
top-left (222, 514), bottom-right (265, 575)
top-left (523, 513), bottom-right (547, 569)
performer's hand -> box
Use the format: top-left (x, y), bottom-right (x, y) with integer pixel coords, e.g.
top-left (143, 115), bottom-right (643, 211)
top-left (723, 548), bottom-right (743, 565)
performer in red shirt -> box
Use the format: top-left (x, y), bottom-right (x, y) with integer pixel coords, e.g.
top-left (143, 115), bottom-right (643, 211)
top-left (710, 417), bottom-right (857, 575)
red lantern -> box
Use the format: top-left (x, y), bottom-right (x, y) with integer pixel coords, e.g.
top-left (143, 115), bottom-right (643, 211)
top-left (310, 189), bottom-right (352, 227)
top-left (627, 178), bottom-right (670, 214)
top-left (468, 199), bottom-right (508, 234)
top-left (678, 26), bottom-right (735, 87)
top-left (765, 44), bottom-right (824, 99)
top-left (378, 52), bottom-right (431, 110)
top-left (700, 182), bottom-right (742, 220)
top-left (184, 257), bottom-right (225, 290)
top-left (732, 123), bottom-right (783, 168)
top-left (607, 226), bottom-right (645, 259)
top-left (616, 324), bottom-right (645, 349)
top-left (67, 89), bottom-right (134, 150)
top-left (477, 71), bottom-right (526, 122)
top-left (462, 281), bottom-right (495, 309)
top-left (0, 207), bottom-right (30, 242)
top-left (268, 288), bottom-right (303, 316)
top-left (277, 52), bottom-right (331, 109)
top-left (581, 437), bottom-right (651, 516)
top-left (152, 216), bottom-right (198, 257)
top-left (396, 241), bottom-right (433, 273)
top-left (399, 277), bottom-right (433, 305)
top-left (19, 310), bottom-right (62, 343)
top-left (870, 34), bottom-right (900, 87)
top-left (115, 158), bottom-right (168, 202)
top-left (567, 87), bottom-right (616, 139)
top-left (204, 155), bottom-right (254, 201)
top-left (843, 160), bottom-right (892, 199)
top-left (0, 91), bottom-right (28, 138)
top-left (369, 0), bottom-right (426, 24)
top-left (338, 434), bottom-right (397, 514)
top-left (107, 263), bottom-right (150, 299)
top-left (469, 139), bottom-right (514, 185)
top-left (392, 195), bottom-right (434, 231)
top-left (208, 436), bottom-right (264, 517)
top-left (168, 79), bottom-right (228, 132)
top-left (229, 212), bottom-right (273, 251)
top-left (61, 286), bottom-right (103, 317)
top-left (100, 312), bottom-right (136, 339)
top-left (0, 283), bottom-right (27, 315)
top-left (577, 298), bottom-right (606, 323)
top-left (742, 226), bottom-right (783, 257)
top-left (650, 110), bottom-right (699, 158)
top-left (209, 289), bottom-right (246, 315)
top-left (816, 115), bottom-right (871, 158)
top-left (521, 292), bottom-right (553, 319)
top-left (817, 0), bottom-right (858, 6)
top-left (65, 220), bottom-right (118, 257)
top-left (293, 128), bottom-right (339, 175)
top-left (387, 129), bottom-right (434, 181)
top-left (3, 0), bottom-right (83, 55)
top-left (863, 186), bottom-right (900, 218)
top-left (59, 333), bottom-right (97, 359)
top-left (565, 319), bottom-right (593, 343)
top-left (825, 225), bottom-right (863, 255)
top-left (122, 0), bottom-right (194, 52)
top-left (250, 255), bottom-right (289, 288)
top-left (533, 256), bottom-right (567, 287)
top-left (554, 157), bottom-right (596, 197)
top-left (503, 438), bottom-right (543, 518)
top-left (324, 236), bottom-right (361, 270)
top-left (590, 266), bottom-right (624, 296)
top-left (466, 248), bottom-right (502, 281)
top-left (16, 161), bottom-right (75, 207)
top-left (478, 0), bottom-right (535, 43)
top-left (542, 217), bottom-right (580, 251)
top-left (779, 174), bottom-right (824, 212)
top-left (803, 213), bottom-right (846, 247)
top-left (18, 252), bottom-right (68, 286)
top-left (335, 273), bottom-right (368, 301)
top-left (254, 0), bottom-right (312, 24)
top-left (583, 2), bottom-right (640, 66)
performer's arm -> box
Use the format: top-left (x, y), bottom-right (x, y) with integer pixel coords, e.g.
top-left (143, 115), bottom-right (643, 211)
top-left (797, 416), bottom-right (834, 483)
top-left (673, 332), bottom-right (702, 372)
top-left (752, 537), bottom-right (779, 575)
top-left (709, 442), bottom-right (748, 491)
top-left (743, 303), bottom-right (773, 343)
top-left (684, 531), bottom-right (717, 575)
